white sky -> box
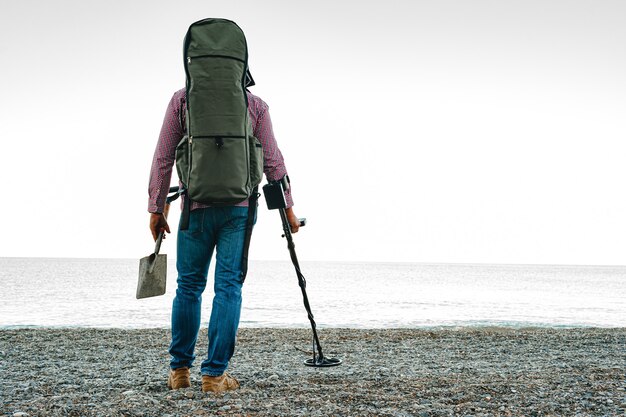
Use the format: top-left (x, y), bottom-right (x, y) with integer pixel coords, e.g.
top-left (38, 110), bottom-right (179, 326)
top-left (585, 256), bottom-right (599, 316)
top-left (1, 0), bottom-right (625, 265)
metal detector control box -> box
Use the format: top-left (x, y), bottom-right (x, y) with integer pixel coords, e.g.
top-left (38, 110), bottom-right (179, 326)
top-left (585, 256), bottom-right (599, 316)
top-left (262, 176), bottom-right (289, 210)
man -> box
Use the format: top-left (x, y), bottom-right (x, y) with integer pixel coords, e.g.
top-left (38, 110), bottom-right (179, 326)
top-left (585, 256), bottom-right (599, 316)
top-left (148, 86), bottom-right (300, 393)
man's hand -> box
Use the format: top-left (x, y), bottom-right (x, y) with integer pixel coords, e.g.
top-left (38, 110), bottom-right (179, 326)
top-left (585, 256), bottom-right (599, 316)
top-left (150, 213), bottom-right (171, 241)
top-left (285, 207), bottom-right (300, 234)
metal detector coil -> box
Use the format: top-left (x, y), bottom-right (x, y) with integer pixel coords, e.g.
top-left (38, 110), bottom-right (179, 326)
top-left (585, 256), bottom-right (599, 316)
top-left (263, 177), bottom-right (341, 368)
top-left (304, 357), bottom-right (342, 367)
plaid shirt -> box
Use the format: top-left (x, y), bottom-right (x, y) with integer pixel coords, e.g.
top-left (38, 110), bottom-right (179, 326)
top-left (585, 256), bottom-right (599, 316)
top-left (148, 88), bottom-right (293, 213)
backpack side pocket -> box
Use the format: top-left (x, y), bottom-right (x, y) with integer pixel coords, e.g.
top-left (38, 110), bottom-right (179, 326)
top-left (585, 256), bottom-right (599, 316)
top-left (175, 135), bottom-right (190, 188)
top-left (249, 135), bottom-right (263, 187)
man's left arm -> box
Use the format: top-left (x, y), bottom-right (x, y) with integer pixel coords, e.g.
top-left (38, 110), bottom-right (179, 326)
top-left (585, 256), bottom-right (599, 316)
top-left (254, 103), bottom-right (300, 233)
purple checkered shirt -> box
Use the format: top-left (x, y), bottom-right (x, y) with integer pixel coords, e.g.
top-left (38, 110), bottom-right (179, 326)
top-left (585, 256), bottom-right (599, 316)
top-left (148, 89), bottom-right (293, 213)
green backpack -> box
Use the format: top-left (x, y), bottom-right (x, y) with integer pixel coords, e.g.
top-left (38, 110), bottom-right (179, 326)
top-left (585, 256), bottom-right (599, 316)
top-left (175, 18), bottom-right (264, 228)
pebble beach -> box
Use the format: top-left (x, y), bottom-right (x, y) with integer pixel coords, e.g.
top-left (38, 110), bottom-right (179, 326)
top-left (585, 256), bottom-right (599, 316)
top-left (1, 327), bottom-right (624, 416)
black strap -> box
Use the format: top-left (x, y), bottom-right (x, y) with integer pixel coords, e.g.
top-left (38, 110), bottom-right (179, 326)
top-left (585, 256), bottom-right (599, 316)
top-left (180, 191), bottom-right (191, 231)
top-left (166, 186), bottom-right (182, 204)
top-left (240, 186), bottom-right (259, 282)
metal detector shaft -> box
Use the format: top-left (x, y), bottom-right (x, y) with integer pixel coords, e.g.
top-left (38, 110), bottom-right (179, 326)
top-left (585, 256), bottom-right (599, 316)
top-left (278, 208), bottom-right (326, 361)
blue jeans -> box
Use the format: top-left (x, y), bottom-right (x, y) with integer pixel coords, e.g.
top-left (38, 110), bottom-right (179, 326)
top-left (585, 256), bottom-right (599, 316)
top-left (169, 206), bottom-right (252, 376)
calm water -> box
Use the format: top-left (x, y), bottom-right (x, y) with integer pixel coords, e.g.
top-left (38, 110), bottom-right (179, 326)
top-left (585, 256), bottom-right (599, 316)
top-left (0, 258), bottom-right (624, 328)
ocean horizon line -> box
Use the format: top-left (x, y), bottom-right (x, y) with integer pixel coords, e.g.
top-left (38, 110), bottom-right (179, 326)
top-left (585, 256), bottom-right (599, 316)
top-left (1, 256), bottom-right (625, 269)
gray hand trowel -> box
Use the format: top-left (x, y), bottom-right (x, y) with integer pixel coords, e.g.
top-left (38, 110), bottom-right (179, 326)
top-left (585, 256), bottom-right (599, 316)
top-left (137, 202), bottom-right (171, 299)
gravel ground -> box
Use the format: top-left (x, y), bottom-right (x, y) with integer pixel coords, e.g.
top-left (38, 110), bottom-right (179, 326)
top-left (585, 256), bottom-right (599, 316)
top-left (1, 327), bottom-right (624, 416)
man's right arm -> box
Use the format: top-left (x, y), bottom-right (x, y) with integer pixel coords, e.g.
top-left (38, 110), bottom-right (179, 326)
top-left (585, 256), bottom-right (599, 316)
top-left (148, 90), bottom-right (185, 214)
top-left (148, 90), bottom-right (185, 239)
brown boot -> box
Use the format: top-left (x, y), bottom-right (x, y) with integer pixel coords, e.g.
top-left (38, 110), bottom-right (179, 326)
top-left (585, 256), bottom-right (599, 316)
top-left (201, 373), bottom-right (240, 393)
top-left (167, 367), bottom-right (191, 390)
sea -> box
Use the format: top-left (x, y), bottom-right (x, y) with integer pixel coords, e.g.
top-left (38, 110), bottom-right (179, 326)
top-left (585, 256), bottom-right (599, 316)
top-left (0, 258), bottom-right (624, 329)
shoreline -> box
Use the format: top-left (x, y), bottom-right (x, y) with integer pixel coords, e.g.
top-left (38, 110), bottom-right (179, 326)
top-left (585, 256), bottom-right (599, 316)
top-left (2, 327), bottom-right (625, 416)
top-left (3, 323), bottom-right (625, 330)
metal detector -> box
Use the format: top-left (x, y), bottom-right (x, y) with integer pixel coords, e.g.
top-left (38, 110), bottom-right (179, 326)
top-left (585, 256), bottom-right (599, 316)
top-left (262, 176), bottom-right (342, 367)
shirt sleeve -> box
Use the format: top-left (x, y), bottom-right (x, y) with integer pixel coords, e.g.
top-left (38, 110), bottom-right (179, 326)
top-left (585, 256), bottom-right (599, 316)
top-left (254, 104), bottom-right (294, 208)
top-left (147, 92), bottom-right (184, 213)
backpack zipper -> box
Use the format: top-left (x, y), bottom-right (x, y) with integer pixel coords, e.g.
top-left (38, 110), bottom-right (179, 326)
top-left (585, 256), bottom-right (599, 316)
top-left (189, 135), bottom-right (245, 145)
top-left (191, 135), bottom-right (246, 139)
top-left (187, 54), bottom-right (246, 64)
